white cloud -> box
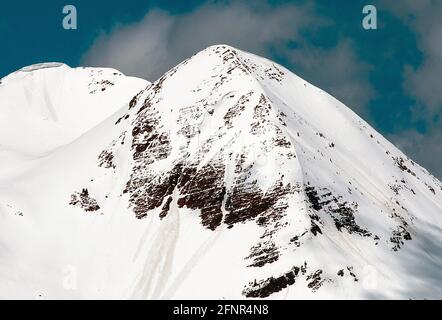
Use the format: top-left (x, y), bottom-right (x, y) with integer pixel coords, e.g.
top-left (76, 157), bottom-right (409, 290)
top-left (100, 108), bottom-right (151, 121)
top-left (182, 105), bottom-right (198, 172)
top-left (384, 0), bottom-right (442, 112)
top-left (82, 10), bottom-right (174, 81)
top-left (83, 2), bottom-right (321, 81)
top-left (82, 1), bottom-right (375, 115)
top-left (382, 0), bottom-right (442, 179)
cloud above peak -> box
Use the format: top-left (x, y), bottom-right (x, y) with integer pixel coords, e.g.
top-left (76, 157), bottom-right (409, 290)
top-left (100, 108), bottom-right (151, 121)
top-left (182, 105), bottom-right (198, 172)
top-left (384, 0), bottom-right (442, 113)
top-left (82, 2), bottom-right (322, 81)
top-left (82, 1), bottom-right (374, 115)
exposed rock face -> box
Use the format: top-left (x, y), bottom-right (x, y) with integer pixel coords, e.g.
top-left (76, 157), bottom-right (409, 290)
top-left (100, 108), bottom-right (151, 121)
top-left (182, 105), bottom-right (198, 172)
top-left (87, 45), bottom-right (442, 299)
top-left (70, 189), bottom-right (100, 212)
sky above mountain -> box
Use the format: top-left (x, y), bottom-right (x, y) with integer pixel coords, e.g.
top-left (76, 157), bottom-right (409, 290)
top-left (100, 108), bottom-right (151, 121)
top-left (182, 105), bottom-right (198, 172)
top-left (0, 0), bottom-right (441, 179)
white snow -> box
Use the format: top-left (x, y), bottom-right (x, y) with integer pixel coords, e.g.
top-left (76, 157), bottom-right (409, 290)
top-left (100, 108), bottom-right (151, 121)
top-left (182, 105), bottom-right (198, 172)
top-left (0, 45), bottom-right (440, 300)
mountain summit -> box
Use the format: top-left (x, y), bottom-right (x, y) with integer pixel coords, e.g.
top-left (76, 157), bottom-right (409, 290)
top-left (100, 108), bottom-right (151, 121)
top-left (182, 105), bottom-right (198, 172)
top-left (0, 45), bottom-right (441, 299)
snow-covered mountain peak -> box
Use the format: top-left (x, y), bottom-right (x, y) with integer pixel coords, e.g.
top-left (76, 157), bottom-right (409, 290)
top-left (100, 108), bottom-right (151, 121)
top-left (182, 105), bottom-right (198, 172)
top-left (1, 62), bottom-right (68, 85)
top-left (0, 63), bottom-right (149, 154)
top-left (0, 45), bottom-right (441, 299)
top-left (0, 63), bottom-right (149, 182)
top-left (88, 44), bottom-right (441, 298)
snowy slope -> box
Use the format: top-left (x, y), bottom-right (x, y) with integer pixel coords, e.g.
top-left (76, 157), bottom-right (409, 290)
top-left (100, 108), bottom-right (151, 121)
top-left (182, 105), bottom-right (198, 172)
top-left (0, 45), bottom-right (441, 300)
top-left (0, 63), bottom-right (148, 155)
top-left (0, 63), bottom-right (148, 181)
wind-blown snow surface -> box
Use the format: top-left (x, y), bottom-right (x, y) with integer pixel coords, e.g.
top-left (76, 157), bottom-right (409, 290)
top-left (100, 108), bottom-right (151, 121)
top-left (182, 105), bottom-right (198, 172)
top-left (0, 63), bottom-right (148, 182)
top-left (0, 46), bottom-right (441, 299)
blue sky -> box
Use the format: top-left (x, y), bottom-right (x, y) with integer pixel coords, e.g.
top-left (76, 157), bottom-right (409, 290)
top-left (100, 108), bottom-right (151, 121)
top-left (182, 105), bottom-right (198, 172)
top-left (1, 0), bottom-right (441, 178)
